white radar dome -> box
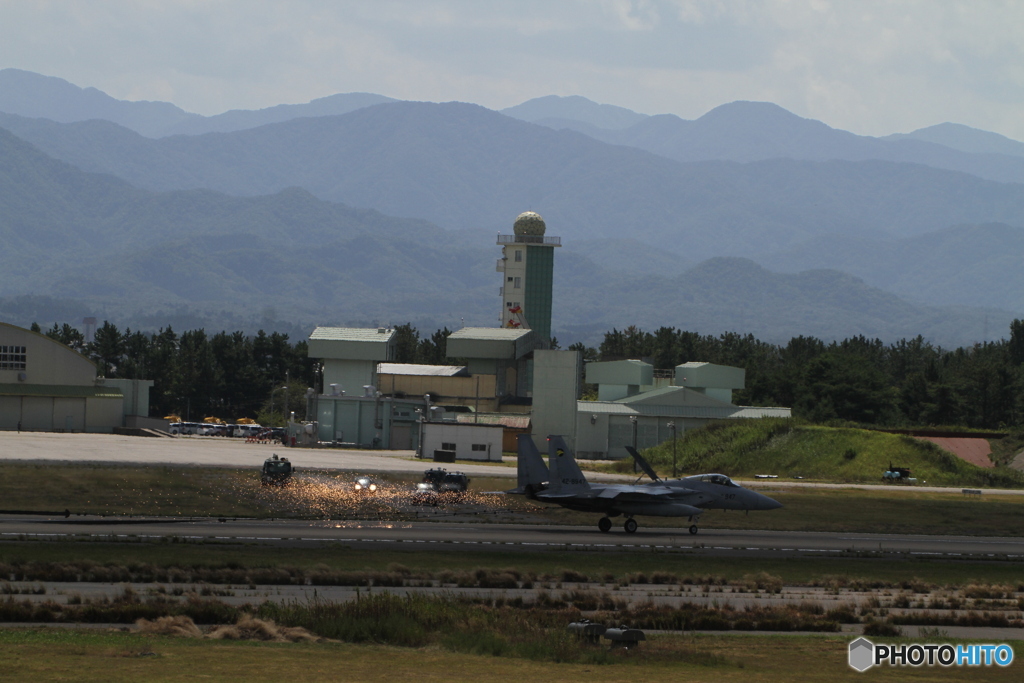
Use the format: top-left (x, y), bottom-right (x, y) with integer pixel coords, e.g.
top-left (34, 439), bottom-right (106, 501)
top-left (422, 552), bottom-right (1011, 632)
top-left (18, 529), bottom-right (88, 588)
top-left (513, 211), bottom-right (546, 236)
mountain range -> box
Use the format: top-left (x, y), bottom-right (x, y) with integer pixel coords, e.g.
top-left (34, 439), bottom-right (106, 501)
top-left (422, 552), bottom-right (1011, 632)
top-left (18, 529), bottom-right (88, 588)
top-left (2, 69), bottom-right (1024, 347)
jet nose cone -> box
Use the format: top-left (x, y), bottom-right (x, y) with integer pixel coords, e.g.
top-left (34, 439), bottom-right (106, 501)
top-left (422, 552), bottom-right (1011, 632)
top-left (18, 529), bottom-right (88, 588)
top-left (758, 494), bottom-right (783, 510)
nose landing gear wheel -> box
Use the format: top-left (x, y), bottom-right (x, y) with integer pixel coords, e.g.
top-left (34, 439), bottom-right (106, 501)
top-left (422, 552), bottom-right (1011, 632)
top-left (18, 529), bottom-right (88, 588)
top-left (598, 517), bottom-right (612, 533)
top-left (689, 524), bottom-right (699, 535)
top-left (624, 518), bottom-right (638, 534)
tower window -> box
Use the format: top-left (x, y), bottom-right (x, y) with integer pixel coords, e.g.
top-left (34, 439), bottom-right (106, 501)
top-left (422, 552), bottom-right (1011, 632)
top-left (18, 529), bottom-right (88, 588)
top-left (514, 250), bottom-right (522, 262)
top-left (513, 277), bottom-right (521, 288)
top-left (507, 277), bottom-right (513, 282)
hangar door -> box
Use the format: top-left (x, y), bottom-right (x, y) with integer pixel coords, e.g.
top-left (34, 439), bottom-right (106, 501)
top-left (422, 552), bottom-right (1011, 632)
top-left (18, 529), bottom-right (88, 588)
top-left (0, 396), bottom-right (20, 430)
top-left (53, 398), bottom-right (86, 431)
top-left (22, 397), bottom-right (54, 431)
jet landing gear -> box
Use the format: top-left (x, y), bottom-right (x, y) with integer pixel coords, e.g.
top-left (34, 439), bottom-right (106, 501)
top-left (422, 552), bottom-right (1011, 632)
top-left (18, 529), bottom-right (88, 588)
top-left (689, 525), bottom-right (699, 535)
top-left (597, 515), bottom-right (637, 533)
top-left (688, 515), bottom-right (701, 535)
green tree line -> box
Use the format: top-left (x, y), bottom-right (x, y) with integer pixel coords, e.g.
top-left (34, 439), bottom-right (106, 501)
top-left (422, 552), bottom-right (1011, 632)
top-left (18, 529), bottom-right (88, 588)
top-left (35, 321), bottom-right (313, 423)
top-left (32, 318), bottom-right (1024, 430)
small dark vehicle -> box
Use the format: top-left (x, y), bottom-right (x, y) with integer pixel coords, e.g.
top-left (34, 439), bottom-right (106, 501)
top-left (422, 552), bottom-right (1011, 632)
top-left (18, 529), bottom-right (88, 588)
top-left (416, 468), bottom-right (470, 503)
top-left (882, 462), bottom-right (916, 484)
top-left (261, 454), bottom-right (294, 486)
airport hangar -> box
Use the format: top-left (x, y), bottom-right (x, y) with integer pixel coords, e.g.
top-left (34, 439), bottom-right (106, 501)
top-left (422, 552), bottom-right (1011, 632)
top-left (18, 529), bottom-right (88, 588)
top-left (0, 321), bottom-right (154, 433)
top-left (303, 212), bottom-right (790, 459)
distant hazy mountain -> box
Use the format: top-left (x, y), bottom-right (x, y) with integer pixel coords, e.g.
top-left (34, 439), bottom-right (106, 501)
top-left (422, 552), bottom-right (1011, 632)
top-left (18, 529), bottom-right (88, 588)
top-left (0, 68), bottom-right (395, 138)
top-left (885, 123), bottom-right (1024, 158)
top-left (758, 223), bottom-right (1024, 312)
top-left (5, 102), bottom-right (1024, 265)
top-left (1, 126), bottom-right (1014, 347)
top-left (501, 95), bottom-right (648, 130)
top-left (575, 101), bottom-right (1024, 185)
top-left (0, 68), bottom-right (199, 138)
top-left (161, 92), bottom-right (398, 136)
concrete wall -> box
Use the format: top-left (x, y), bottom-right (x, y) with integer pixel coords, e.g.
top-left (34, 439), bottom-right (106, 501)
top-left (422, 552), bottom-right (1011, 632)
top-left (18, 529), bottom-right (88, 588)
top-left (106, 379), bottom-right (154, 419)
top-left (422, 422), bottom-right (503, 461)
top-left (574, 411), bottom-right (704, 460)
top-left (586, 360), bottom-right (653, 387)
top-left (531, 349), bottom-right (580, 448)
top-left (378, 373), bottom-right (497, 409)
top-left (323, 359), bottom-right (377, 396)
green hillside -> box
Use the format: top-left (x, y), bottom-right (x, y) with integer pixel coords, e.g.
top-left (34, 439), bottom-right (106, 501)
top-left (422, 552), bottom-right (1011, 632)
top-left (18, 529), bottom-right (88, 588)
top-left (637, 419), bottom-right (1024, 489)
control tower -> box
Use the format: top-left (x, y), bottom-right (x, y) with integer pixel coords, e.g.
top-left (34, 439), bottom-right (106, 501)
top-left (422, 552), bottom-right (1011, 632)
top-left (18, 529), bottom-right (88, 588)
top-left (496, 211), bottom-right (561, 342)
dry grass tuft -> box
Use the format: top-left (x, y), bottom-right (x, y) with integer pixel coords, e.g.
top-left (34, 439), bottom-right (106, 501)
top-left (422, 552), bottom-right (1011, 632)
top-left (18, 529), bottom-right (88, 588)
top-left (207, 614), bottom-right (318, 643)
top-left (134, 615), bottom-right (204, 638)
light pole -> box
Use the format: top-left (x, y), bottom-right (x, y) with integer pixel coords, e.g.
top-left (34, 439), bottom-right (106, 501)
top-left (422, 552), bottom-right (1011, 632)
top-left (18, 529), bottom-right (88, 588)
top-left (629, 415), bottom-right (638, 473)
top-left (270, 385), bottom-right (287, 421)
top-left (414, 408), bottom-right (425, 458)
top-left (667, 421), bottom-right (677, 478)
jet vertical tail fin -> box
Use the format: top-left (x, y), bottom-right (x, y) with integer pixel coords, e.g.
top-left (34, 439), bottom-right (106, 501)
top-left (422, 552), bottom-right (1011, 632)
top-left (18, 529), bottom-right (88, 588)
top-left (515, 434), bottom-right (549, 495)
top-left (625, 446), bottom-right (662, 482)
top-left (546, 435), bottom-right (591, 494)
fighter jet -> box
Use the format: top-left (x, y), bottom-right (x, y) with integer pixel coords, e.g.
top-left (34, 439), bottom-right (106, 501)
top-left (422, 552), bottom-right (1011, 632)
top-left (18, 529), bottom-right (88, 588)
top-left (515, 434), bottom-right (707, 534)
top-left (624, 446), bottom-right (783, 533)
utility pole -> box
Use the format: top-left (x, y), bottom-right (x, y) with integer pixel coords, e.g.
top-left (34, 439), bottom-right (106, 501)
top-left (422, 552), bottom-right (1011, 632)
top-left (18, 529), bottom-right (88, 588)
top-left (668, 421), bottom-right (677, 478)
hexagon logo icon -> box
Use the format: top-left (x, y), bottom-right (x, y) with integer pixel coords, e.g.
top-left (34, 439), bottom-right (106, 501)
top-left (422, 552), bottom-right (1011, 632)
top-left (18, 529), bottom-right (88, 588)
top-left (849, 637), bottom-right (874, 672)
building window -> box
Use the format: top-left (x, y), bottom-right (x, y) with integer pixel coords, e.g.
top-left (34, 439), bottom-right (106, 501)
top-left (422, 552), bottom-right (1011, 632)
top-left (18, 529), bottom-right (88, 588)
top-left (441, 442), bottom-right (456, 451)
top-left (471, 443), bottom-right (487, 451)
top-left (513, 277), bottom-right (521, 288)
top-left (507, 277), bottom-right (513, 282)
top-left (0, 345), bottom-right (26, 370)
top-left (514, 250), bottom-right (522, 262)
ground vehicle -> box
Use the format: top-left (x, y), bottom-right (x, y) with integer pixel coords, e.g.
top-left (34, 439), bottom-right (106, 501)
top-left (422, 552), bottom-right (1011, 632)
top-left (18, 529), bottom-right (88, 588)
top-left (234, 424), bottom-right (263, 438)
top-left (353, 476), bottom-right (379, 493)
top-left (168, 422), bottom-right (203, 435)
top-left (883, 463), bottom-right (916, 484)
top-left (414, 468), bottom-right (470, 504)
top-left (261, 454), bottom-right (294, 486)
top-left (411, 482), bottom-right (439, 505)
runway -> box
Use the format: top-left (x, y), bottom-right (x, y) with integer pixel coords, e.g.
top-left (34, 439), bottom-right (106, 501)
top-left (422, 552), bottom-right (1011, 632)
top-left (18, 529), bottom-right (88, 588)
top-left (3, 514), bottom-right (1023, 560)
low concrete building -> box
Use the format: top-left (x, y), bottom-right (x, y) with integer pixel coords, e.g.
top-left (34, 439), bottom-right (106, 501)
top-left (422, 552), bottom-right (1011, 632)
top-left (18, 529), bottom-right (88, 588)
top-left (575, 359), bottom-right (790, 459)
top-left (421, 421), bottom-right (504, 462)
top-left (0, 322), bottom-right (125, 432)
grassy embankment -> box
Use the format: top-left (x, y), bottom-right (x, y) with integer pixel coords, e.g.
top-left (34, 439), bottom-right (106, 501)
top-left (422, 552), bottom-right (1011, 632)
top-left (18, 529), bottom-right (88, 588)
top-left (4, 539), bottom-right (1024, 588)
top-left (617, 418), bottom-right (1024, 488)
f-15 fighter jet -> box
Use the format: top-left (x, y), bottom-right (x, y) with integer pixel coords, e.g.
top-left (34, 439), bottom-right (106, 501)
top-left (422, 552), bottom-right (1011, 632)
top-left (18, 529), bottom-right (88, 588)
top-left (513, 435), bottom-right (780, 534)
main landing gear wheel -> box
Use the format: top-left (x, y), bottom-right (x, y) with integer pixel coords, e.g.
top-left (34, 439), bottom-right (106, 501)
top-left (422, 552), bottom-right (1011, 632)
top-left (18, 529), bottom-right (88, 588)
top-left (598, 517), bottom-right (612, 533)
top-left (689, 525), bottom-right (699, 535)
top-left (624, 518), bottom-right (638, 534)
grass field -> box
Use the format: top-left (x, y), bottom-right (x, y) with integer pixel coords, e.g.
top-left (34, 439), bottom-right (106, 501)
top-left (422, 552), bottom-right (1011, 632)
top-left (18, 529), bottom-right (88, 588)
top-left (1, 628), bottom-right (1018, 682)
top-left (3, 461), bottom-right (1024, 537)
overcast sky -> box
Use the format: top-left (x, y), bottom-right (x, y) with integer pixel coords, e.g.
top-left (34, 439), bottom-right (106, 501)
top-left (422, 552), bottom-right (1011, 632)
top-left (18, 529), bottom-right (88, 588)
top-left (2, 0), bottom-right (1023, 139)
